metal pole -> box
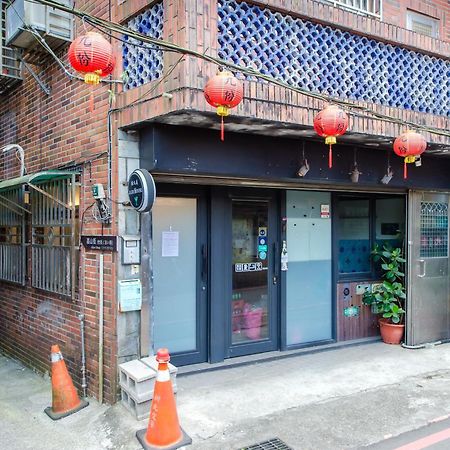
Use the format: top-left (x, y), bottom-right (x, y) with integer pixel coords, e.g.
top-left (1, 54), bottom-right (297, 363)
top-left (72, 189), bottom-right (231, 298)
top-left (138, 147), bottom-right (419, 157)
top-left (78, 313), bottom-right (87, 398)
top-left (99, 253), bottom-right (104, 404)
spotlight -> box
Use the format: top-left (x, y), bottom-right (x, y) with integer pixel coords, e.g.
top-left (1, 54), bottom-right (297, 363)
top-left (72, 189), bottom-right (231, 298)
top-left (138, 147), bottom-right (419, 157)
top-left (297, 159), bottom-right (310, 177)
top-left (381, 167), bottom-right (394, 185)
top-left (349, 164), bottom-right (362, 183)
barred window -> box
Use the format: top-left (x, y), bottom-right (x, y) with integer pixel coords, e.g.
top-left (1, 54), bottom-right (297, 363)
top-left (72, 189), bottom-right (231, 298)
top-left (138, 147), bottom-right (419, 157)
top-left (0, 187), bottom-right (26, 285)
top-left (30, 175), bottom-right (78, 297)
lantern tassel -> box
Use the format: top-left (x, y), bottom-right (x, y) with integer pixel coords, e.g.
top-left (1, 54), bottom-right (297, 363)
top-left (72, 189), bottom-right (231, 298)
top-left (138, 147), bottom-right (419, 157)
top-left (221, 116), bottom-right (224, 142)
top-left (404, 161), bottom-right (407, 180)
top-left (328, 144), bottom-right (333, 168)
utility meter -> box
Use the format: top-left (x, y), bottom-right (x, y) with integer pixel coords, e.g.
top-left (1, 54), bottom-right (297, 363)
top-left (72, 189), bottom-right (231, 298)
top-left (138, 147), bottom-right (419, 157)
top-left (121, 235), bottom-right (141, 265)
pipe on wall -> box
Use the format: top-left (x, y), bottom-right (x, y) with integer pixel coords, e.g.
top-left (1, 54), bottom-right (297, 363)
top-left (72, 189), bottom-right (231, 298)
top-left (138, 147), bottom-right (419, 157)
top-left (99, 253), bottom-right (104, 404)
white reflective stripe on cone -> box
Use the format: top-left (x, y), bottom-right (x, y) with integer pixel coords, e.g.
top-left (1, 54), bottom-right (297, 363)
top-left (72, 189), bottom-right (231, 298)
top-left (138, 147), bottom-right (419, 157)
top-left (51, 352), bottom-right (63, 363)
top-left (156, 369), bottom-right (170, 382)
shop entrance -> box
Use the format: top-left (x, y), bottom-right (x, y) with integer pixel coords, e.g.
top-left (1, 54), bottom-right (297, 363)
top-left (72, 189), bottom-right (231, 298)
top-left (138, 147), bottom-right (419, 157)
top-left (228, 196), bottom-right (279, 357)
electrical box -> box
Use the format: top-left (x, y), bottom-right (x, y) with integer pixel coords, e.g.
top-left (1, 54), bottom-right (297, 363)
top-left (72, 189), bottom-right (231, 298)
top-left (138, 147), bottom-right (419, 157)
top-left (6, 0), bottom-right (73, 50)
top-left (92, 183), bottom-right (106, 200)
top-left (118, 279), bottom-right (142, 312)
top-left (122, 235), bottom-right (141, 265)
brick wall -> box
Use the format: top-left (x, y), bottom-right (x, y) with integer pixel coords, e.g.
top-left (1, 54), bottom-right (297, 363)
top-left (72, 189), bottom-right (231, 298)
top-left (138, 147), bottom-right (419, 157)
top-left (115, 0), bottom-right (449, 149)
top-left (383, 0), bottom-right (449, 42)
top-left (0, 1), bottom-right (119, 403)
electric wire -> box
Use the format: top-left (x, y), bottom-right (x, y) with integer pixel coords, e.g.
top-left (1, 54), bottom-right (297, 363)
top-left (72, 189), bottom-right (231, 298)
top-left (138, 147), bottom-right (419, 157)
top-left (24, 0), bottom-right (450, 140)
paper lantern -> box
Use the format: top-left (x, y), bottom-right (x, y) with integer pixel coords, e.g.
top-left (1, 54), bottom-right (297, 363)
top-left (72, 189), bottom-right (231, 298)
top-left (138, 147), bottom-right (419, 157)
top-left (393, 130), bottom-right (427, 179)
top-left (204, 70), bottom-right (243, 141)
top-left (68, 31), bottom-right (114, 84)
top-left (314, 105), bottom-right (349, 168)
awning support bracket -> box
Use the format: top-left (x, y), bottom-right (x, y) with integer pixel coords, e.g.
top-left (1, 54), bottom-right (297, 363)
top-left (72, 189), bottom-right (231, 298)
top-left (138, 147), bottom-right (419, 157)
top-left (27, 183), bottom-right (74, 211)
top-left (0, 194), bottom-right (29, 215)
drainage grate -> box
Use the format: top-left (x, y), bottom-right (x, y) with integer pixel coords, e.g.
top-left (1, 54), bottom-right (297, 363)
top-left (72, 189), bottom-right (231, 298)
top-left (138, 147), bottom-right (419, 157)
top-left (240, 437), bottom-right (293, 450)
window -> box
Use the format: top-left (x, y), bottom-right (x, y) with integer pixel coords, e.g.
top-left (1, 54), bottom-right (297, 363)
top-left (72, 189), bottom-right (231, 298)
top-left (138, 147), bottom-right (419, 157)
top-left (0, 187), bottom-right (25, 284)
top-left (336, 195), bottom-right (405, 278)
top-left (318, 0), bottom-right (382, 19)
top-left (30, 176), bottom-right (78, 297)
top-left (407, 10), bottom-right (439, 38)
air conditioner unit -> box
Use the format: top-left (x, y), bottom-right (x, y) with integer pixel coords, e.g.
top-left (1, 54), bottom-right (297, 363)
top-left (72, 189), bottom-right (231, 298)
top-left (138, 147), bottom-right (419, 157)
top-left (6, 0), bottom-right (72, 50)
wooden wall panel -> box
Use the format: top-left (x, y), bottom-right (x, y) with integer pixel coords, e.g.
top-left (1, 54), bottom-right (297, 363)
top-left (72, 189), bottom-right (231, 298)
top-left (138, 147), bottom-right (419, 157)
top-left (337, 281), bottom-right (379, 341)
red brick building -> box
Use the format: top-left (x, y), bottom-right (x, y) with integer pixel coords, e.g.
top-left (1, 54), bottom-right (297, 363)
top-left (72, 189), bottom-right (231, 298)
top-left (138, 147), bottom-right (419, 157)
top-left (0, 0), bottom-right (449, 403)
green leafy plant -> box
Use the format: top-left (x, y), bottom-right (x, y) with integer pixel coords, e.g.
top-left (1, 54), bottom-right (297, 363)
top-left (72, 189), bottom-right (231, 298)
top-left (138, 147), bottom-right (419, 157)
top-left (362, 245), bottom-right (406, 324)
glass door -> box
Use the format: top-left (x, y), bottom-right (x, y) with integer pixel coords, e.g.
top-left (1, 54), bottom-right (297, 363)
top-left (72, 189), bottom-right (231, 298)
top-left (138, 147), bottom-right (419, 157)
top-left (151, 195), bottom-right (207, 365)
top-left (228, 197), bottom-right (278, 357)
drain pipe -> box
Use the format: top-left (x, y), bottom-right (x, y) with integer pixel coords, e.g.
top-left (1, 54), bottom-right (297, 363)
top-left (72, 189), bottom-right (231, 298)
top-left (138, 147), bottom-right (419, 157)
top-left (99, 253), bottom-right (104, 404)
top-left (78, 313), bottom-right (87, 398)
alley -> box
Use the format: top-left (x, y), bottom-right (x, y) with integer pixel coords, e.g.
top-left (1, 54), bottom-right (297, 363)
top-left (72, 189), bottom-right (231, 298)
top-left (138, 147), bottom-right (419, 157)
top-left (2, 342), bottom-right (450, 449)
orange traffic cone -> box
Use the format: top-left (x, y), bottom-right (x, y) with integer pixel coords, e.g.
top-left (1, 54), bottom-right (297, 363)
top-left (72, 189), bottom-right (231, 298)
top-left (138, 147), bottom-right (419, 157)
top-left (136, 348), bottom-right (192, 450)
top-left (44, 345), bottom-right (88, 420)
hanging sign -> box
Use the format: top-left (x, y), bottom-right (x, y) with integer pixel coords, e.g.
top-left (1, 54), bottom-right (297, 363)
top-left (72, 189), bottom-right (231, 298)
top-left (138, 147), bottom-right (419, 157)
top-left (128, 169), bottom-right (156, 213)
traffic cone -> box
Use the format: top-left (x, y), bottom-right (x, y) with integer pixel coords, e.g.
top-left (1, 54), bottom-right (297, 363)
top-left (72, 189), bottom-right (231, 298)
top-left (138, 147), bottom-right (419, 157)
top-left (44, 345), bottom-right (88, 420)
top-left (136, 348), bottom-right (192, 450)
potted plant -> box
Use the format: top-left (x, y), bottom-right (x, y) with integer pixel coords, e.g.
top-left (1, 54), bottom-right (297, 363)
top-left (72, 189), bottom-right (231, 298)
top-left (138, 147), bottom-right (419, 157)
top-left (362, 245), bottom-right (406, 344)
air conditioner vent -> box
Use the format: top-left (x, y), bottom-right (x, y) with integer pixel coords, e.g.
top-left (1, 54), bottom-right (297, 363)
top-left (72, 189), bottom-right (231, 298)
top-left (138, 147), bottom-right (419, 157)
top-left (6, 0), bottom-right (73, 54)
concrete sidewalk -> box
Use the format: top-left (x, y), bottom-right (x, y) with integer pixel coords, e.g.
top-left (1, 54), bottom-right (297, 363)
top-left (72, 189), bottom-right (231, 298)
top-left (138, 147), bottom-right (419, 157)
top-left (2, 342), bottom-right (450, 449)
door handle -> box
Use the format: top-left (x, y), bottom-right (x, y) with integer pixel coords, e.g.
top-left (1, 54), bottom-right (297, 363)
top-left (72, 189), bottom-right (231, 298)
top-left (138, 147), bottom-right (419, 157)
top-left (201, 244), bottom-right (208, 282)
top-left (418, 259), bottom-right (426, 278)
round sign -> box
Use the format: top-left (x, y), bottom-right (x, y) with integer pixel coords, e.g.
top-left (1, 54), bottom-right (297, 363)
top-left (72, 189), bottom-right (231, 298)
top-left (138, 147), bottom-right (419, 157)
top-left (128, 169), bottom-right (156, 213)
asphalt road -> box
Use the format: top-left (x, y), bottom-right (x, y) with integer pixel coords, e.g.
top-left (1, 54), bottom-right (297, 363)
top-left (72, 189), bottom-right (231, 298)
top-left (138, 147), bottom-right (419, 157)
top-left (368, 417), bottom-right (450, 450)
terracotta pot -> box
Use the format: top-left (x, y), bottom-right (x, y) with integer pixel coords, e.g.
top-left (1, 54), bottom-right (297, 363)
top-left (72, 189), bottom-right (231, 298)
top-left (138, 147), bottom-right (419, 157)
top-left (379, 318), bottom-right (405, 344)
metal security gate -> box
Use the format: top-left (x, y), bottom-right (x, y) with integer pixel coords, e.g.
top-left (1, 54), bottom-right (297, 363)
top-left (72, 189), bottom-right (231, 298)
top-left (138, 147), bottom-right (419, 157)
top-left (31, 176), bottom-right (76, 297)
top-left (406, 191), bottom-right (450, 345)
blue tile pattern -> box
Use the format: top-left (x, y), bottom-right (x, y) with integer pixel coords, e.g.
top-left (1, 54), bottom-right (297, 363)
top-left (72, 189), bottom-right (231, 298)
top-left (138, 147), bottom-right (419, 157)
top-left (218, 0), bottom-right (450, 117)
top-left (339, 239), bottom-right (401, 274)
top-left (122, 1), bottom-right (164, 90)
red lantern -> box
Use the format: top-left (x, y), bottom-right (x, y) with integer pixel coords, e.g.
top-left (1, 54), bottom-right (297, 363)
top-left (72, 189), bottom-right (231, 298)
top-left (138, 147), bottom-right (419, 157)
top-left (204, 70), bottom-right (243, 141)
top-left (68, 32), bottom-right (115, 110)
top-left (393, 130), bottom-right (427, 179)
top-left (313, 104), bottom-right (349, 168)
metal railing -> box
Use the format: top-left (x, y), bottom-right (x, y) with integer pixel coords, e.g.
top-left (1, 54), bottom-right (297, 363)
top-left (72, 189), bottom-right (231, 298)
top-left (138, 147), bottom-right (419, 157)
top-left (321, 0), bottom-right (382, 19)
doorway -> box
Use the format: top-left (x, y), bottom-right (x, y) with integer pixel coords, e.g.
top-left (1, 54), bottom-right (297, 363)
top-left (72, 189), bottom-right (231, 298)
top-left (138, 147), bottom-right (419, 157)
top-left (407, 191), bottom-right (450, 345)
top-left (228, 196), bottom-right (279, 357)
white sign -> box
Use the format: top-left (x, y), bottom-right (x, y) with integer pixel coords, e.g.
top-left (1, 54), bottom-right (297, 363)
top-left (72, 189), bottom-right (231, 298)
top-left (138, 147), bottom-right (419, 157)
top-left (321, 204), bottom-right (330, 219)
top-left (235, 262), bottom-right (264, 272)
top-left (162, 231), bottom-right (179, 257)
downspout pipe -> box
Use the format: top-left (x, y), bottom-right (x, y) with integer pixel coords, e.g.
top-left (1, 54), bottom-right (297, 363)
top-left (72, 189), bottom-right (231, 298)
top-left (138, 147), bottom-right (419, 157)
top-left (99, 253), bottom-right (104, 404)
top-left (78, 313), bottom-right (87, 398)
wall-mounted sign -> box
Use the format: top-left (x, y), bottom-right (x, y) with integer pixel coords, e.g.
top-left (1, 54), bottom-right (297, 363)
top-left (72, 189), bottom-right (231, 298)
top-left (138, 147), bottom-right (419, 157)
top-left (343, 306), bottom-right (360, 318)
top-left (128, 169), bottom-right (156, 213)
top-left (81, 235), bottom-right (117, 251)
top-left (320, 204), bottom-right (330, 218)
